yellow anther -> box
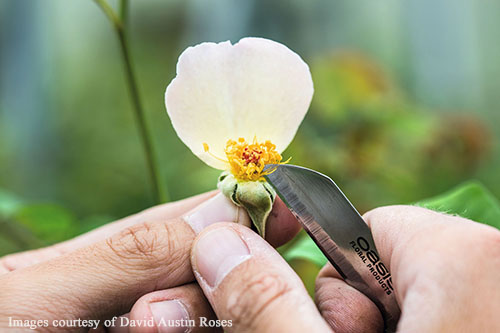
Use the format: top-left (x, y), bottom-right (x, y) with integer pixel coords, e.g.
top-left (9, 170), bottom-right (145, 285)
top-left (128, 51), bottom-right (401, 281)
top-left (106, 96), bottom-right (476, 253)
top-left (225, 137), bottom-right (282, 181)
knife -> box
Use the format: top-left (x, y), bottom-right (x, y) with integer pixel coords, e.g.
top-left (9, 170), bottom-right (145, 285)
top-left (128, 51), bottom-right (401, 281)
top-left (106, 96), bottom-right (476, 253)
top-left (264, 164), bottom-right (400, 332)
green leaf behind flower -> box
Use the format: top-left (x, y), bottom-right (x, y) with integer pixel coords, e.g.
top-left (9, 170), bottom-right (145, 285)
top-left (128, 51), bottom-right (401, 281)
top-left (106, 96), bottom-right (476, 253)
top-left (283, 232), bottom-right (327, 267)
top-left (415, 181), bottom-right (500, 229)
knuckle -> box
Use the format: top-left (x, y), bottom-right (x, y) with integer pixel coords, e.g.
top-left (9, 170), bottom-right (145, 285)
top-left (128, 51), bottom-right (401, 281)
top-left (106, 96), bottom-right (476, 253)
top-left (105, 222), bottom-right (163, 265)
top-left (362, 205), bottom-right (396, 227)
top-left (103, 220), bottom-right (189, 274)
top-left (226, 271), bottom-right (292, 328)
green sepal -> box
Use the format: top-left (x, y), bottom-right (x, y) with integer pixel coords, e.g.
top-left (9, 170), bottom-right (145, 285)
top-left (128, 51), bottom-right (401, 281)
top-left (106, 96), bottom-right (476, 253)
top-left (217, 172), bottom-right (276, 237)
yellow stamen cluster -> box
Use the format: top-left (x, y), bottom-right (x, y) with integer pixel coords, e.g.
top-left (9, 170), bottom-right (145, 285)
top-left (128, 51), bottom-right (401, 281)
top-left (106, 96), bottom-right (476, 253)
top-left (225, 138), bottom-right (283, 181)
top-left (203, 138), bottom-right (283, 181)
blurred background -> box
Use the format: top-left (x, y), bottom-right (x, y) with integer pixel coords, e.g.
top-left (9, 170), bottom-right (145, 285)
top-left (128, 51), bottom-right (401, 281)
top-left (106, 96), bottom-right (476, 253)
top-left (0, 0), bottom-right (499, 258)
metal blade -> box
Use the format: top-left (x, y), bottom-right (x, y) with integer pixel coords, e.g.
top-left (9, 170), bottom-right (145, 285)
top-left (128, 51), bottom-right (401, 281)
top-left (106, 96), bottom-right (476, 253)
top-left (265, 164), bottom-right (400, 331)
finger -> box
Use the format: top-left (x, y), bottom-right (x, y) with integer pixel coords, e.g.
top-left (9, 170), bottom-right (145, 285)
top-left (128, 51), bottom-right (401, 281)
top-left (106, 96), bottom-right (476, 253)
top-left (183, 194), bottom-right (299, 248)
top-left (0, 194), bottom-right (233, 323)
top-left (315, 263), bottom-right (383, 333)
top-left (61, 190), bottom-right (218, 248)
top-left (125, 284), bottom-right (218, 333)
top-left (1, 189), bottom-right (300, 273)
top-left (362, 205), bottom-right (498, 301)
top-left (191, 223), bottom-right (331, 333)
top-left (362, 205), bottom-right (500, 332)
top-left (0, 191), bottom-right (217, 272)
top-left (264, 196), bottom-right (301, 247)
top-left (0, 193), bottom-right (300, 323)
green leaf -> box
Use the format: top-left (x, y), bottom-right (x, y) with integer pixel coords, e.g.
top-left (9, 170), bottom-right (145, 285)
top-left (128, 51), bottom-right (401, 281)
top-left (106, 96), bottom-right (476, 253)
top-left (14, 204), bottom-right (78, 244)
top-left (288, 258), bottom-right (322, 296)
top-left (283, 233), bottom-right (327, 267)
top-left (416, 181), bottom-right (500, 229)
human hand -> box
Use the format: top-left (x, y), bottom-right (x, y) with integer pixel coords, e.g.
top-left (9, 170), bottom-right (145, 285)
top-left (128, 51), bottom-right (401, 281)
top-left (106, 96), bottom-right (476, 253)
top-left (0, 191), bottom-right (300, 332)
top-left (189, 205), bottom-right (500, 332)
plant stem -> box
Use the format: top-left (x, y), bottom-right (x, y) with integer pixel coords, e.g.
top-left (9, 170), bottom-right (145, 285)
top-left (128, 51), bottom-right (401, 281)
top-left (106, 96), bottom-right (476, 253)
top-left (93, 0), bottom-right (121, 29)
top-left (119, 0), bottom-right (128, 24)
top-left (93, 0), bottom-right (168, 203)
top-left (116, 28), bottom-right (168, 203)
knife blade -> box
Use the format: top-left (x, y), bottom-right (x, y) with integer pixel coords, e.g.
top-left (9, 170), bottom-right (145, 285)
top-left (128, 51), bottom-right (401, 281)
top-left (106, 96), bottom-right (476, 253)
top-left (264, 164), bottom-right (400, 332)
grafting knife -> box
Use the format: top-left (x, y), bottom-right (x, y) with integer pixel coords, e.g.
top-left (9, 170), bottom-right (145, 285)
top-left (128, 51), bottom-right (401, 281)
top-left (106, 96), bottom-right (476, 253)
top-left (264, 164), bottom-right (400, 332)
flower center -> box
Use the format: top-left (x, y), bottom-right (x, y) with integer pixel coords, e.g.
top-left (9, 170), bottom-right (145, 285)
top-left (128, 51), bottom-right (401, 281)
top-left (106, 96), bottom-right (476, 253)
top-left (203, 138), bottom-right (283, 181)
top-left (225, 138), bottom-right (282, 181)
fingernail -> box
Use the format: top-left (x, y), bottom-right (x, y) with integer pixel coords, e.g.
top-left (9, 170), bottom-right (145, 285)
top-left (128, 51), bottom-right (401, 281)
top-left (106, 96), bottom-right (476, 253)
top-left (149, 300), bottom-right (190, 333)
top-left (183, 193), bottom-right (249, 234)
top-left (194, 228), bottom-right (251, 288)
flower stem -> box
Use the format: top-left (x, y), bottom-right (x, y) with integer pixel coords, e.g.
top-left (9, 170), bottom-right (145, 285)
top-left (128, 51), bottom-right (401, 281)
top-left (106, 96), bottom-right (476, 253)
top-left (93, 0), bottom-right (168, 203)
top-left (119, 0), bottom-right (128, 23)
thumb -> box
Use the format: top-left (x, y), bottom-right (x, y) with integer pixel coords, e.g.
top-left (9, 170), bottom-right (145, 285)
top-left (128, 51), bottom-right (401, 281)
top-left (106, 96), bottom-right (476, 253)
top-left (190, 223), bottom-right (331, 333)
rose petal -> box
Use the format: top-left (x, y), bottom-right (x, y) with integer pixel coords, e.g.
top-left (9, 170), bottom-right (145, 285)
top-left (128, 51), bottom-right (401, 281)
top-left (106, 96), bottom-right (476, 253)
top-left (165, 37), bottom-right (313, 170)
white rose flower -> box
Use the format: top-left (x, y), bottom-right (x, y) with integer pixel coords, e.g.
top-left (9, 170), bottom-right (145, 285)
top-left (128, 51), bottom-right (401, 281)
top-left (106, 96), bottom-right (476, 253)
top-left (165, 37), bottom-right (313, 181)
top-left (165, 37), bottom-right (313, 235)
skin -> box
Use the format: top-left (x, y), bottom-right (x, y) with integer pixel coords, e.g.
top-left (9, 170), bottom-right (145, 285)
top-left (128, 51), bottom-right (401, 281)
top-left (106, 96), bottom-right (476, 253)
top-left (1, 192), bottom-right (499, 332)
top-left (0, 191), bottom-right (300, 332)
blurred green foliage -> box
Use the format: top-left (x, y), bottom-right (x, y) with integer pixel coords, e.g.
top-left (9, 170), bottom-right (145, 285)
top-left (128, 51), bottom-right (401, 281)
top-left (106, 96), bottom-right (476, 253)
top-left (289, 52), bottom-right (492, 212)
top-left (14, 204), bottom-right (76, 244)
top-left (0, 188), bottom-right (113, 254)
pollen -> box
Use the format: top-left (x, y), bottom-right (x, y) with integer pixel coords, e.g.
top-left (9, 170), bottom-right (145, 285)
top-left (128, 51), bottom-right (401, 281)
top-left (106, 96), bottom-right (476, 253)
top-left (224, 137), bottom-right (283, 181)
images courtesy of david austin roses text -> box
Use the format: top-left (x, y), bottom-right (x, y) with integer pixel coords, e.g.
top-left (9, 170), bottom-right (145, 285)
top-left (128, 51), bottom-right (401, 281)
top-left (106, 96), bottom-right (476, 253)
top-left (8, 316), bottom-right (232, 330)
